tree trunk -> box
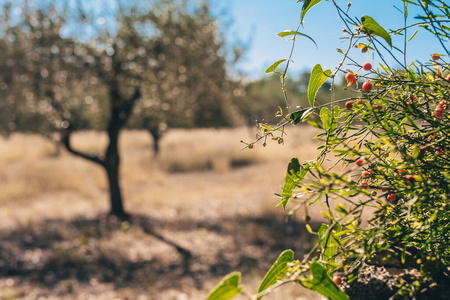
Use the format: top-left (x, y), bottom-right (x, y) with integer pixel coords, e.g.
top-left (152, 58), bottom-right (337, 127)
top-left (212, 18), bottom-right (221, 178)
top-left (149, 129), bottom-right (161, 158)
top-left (61, 81), bottom-right (140, 218)
top-left (104, 157), bottom-right (126, 218)
top-left (105, 99), bottom-right (128, 218)
top-left (102, 83), bottom-right (139, 218)
top-left (61, 129), bottom-right (127, 217)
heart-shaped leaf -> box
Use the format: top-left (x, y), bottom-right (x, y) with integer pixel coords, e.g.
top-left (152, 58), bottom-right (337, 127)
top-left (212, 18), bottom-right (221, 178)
top-left (361, 15), bottom-right (392, 47)
top-left (308, 64), bottom-right (331, 107)
top-left (257, 250), bottom-right (294, 299)
top-left (206, 272), bottom-right (242, 300)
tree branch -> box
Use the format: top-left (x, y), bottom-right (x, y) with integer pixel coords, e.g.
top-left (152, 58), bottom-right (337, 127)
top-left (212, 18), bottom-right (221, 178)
top-left (122, 87), bottom-right (141, 122)
top-left (61, 131), bottom-right (104, 166)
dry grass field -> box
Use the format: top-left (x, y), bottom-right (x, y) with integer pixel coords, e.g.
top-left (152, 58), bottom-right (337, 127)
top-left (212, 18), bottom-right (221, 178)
top-left (0, 126), bottom-right (324, 300)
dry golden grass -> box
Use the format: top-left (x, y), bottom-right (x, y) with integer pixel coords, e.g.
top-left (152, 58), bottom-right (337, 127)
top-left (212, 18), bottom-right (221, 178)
top-left (0, 126), bottom-right (323, 300)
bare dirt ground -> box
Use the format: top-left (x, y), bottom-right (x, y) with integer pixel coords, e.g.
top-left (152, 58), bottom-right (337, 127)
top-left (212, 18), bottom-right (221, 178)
top-left (0, 127), bottom-right (323, 300)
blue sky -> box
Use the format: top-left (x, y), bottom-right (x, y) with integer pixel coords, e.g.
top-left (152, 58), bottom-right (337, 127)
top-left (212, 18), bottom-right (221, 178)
top-left (215, 0), bottom-right (445, 79)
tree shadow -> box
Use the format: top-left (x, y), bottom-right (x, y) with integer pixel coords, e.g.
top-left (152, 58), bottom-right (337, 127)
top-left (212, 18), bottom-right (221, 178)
top-left (0, 212), bottom-right (321, 296)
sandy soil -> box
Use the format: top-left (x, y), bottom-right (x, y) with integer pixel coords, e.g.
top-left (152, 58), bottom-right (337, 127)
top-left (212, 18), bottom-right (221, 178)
top-left (0, 128), bottom-right (323, 299)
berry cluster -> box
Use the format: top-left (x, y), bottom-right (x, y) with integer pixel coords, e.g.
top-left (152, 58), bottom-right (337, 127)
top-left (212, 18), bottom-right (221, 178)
top-left (345, 62), bottom-right (373, 91)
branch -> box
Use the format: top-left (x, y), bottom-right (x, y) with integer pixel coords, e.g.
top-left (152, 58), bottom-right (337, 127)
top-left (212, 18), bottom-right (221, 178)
top-left (61, 131), bottom-right (104, 166)
top-left (122, 87), bottom-right (141, 120)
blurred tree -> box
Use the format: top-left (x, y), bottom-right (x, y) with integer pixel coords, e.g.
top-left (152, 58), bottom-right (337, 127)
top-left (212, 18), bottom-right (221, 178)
top-left (0, 0), bottom-right (240, 217)
top-left (129, 1), bottom-right (243, 156)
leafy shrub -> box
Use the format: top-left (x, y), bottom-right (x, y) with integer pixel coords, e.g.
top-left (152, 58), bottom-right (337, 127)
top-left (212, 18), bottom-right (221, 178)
top-left (207, 1), bottom-right (450, 299)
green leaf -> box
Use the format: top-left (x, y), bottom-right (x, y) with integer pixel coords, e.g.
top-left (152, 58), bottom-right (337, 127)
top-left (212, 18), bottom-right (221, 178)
top-left (361, 15), bottom-right (392, 47)
top-left (308, 64), bottom-right (331, 107)
top-left (405, 115), bottom-right (418, 129)
top-left (412, 144), bottom-right (420, 159)
top-left (331, 106), bottom-right (341, 132)
top-left (320, 107), bottom-right (332, 132)
top-left (265, 59), bottom-right (287, 73)
top-left (290, 108), bottom-right (313, 125)
top-left (287, 157), bottom-right (301, 174)
top-left (378, 62), bottom-right (390, 73)
top-left (301, 262), bottom-right (350, 300)
top-left (257, 250), bottom-right (294, 299)
top-left (206, 272), bottom-right (242, 300)
top-left (401, 247), bottom-right (406, 264)
top-left (280, 159), bottom-right (308, 208)
top-left (277, 30), bottom-right (317, 48)
top-left (299, 0), bottom-right (322, 24)
top-left (318, 223), bottom-right (342, 262)
top-left (407, 29), bottom-right (419, 42)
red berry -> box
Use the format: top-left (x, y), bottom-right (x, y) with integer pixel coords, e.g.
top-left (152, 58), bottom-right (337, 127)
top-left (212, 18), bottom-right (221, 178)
top-left (381, 189), bottom-right (388, 193)
top-left (405, 175), bottom-right (415, 184)
top-left (437, 150), bottom-right (442, 155)
top-left (361, 181), bottom-right (369, 189)
top-left (345, 101), bottom-right (353, 110)
top-left (406, 95), bottom-right (416, 106)
top-left (362, 62), bottom-right (372, 71)
top-left (362, 171), bottom-right (370, 178)
top-left (368, 169), bottom-right (373, 173)
top-left (387, 194), bottom-right (397, 202)
top-left (345, 72), bottom-right (357, 86)
top-left (435, 110), bottom-right (443, 117)
top-left (362, 81), bottom-right (373, 92)
top-left (373, 105), bottom-right (382, 111)
top-left (332, 276), bottom-right (342, 286)
top-left (432, 53), bottom-right (440, 61)
top-left (356, 159), bottom-right (364, 166)
top-left (356, 99), bottom-right (363, 105)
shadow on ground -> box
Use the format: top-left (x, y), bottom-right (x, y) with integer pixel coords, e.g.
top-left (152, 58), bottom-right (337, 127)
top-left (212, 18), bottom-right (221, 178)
top-left (0, 213), bottom-right (320, 299)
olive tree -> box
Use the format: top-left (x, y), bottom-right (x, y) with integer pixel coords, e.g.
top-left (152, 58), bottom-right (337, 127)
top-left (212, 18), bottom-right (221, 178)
top-left (0, 0), bottom-right (238, 217)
